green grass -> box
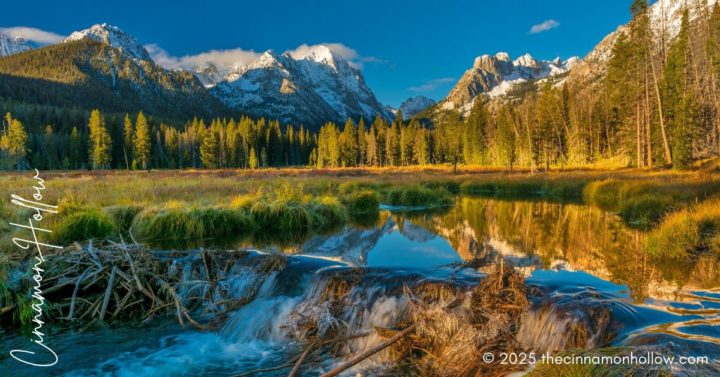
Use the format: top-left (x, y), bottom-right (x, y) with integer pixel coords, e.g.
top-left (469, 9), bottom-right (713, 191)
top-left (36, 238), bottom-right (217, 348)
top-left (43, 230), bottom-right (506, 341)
top-left (1, 168), bottom-right (718, 253)
top-left (647, 199), bottom-right (720, 259)
top-left (584, 178), bottom-right (720, 227)
top-left (383, 185), bottom-right (454, 207)
top-left (341, 190), bottom-right (380, 217)
top-left (618, 195), bottom-right (676, 229)
top-left (132, 206), bottom-right (250, 242)
top-left (249, 200), bottom-right (316, 236)
top-left (104, 205), bottom-right (144, 233)
top-left (310, 196), bottom-right (349, 231)
top-left (54, 209), bottom-right (117, 244)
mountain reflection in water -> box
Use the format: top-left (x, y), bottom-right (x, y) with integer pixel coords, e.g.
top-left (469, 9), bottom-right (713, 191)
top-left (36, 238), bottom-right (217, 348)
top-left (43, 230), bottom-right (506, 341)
top-left (4, 197), bottom-right (720, 377)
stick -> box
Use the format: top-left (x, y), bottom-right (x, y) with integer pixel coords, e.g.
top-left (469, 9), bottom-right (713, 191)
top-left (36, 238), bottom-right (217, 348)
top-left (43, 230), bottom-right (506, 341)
top-left (67, 268), bottom-right (90, 320)
top-left (99, 266), bottom-right (117, 322)
top-left (320, 324), bottom-right (417, 377)
top-left (287, 345), bottom-right (313, 377)
top-left (0, 305), bottom-right (16, 316)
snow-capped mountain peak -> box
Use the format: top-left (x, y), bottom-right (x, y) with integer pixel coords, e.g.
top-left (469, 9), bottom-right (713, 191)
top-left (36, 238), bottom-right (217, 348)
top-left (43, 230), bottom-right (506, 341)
top-left (441, 52), bottom-right (579, 112)
top-left (513, 53), bottom-right (539, 69)
top-left (495, 52), bottom-right (511, 62)
top-left (210, 45), bottom-right (391, 126)
top-left (65, 23), bottom-right (150, 61)
top-left (248, 50), bottom-right (284, 70)
top-left (296, 45), bottom-right (339, 68)
top-left (399, 96), bottom-right (436, 120)
top-left (0, 33), bottom-right (31, 57)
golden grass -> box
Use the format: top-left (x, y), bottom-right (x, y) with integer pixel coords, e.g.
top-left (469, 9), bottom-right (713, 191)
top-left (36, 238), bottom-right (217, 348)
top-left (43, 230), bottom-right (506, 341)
top-left (0, 166), bottom-right (718, 253)
top-left (647, 199), bottom-right (720, 259)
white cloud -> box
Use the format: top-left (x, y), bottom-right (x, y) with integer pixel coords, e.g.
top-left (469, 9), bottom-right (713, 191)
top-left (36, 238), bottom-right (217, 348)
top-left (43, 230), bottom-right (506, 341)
top-left (529, 19), bottom-right (560, 34)
top-left (147, 42), bottom-right (384, 73)
top-left (0, 26), bottom-right (64, 44)
top-left (146, 43), bottom-right (261, 72)
top-left (530, 19), bottom-right (560, 34)
top-left (409, 77), bottom-right (455, 92)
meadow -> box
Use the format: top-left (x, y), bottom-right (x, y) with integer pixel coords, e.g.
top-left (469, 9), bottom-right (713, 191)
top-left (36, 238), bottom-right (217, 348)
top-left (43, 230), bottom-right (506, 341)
top-left (1, 165), bottom-right (719, 264)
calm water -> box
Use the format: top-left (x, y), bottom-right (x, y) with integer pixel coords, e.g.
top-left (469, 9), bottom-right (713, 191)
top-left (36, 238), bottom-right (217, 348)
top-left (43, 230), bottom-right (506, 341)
top-left (3, 197), bottom-right (720, 376)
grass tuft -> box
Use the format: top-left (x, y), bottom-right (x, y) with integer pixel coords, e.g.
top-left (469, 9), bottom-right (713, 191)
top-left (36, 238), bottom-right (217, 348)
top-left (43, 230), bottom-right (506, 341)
top-left (132, 207), bottom-right (250, 242)
top-left (619, 195), bottom-right (675, 229)
top-left (55, 210), bottom-right (117, 244)
top-left (249, 200), bottom-right (315, 236)
top-left (647, 199), bottom-right (720, 259)
top-left (104, 205), bottom-right (144, 233)
top-left (342, 190), bottom-right (380, 217)
top-left (384, 185), bottom-right (453, 208)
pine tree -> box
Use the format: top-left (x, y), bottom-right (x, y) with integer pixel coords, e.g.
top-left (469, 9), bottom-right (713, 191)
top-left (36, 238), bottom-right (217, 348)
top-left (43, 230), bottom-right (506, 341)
top-left (339, 118), bottom-right (358, 167)
top-left (200, 126), bottom-right (219, 168)
top-left (663, 11), bottom-right (697, 168)
top-left (88, 109), bottom-right (112, 170)
top-left (123, 114), bottom-right (133, 170)
top-left (44, 125), bottom-right (58, 169)
top-left (464, 99), bottom-right (489, 165)
top-left (133, 112), bottom-right (151, 170)
top-left (69, 126), bottom-right (82, 169)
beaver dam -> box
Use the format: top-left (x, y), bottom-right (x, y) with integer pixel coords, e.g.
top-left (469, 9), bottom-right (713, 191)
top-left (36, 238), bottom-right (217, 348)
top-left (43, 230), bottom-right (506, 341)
top-left (2, 198), bottom-right (720, 376)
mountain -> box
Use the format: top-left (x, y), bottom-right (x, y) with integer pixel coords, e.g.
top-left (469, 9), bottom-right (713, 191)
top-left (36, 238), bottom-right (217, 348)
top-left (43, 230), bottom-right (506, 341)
top-left (569, 0), bottom-right (718, 84)
top-left (398, 96), bottom-right (435, 120)
top-left (0, 24), bottom-right (392, 128)
top-left (65, 23), bottom-right (150, 61)
top-left (439, 52), bottom-right (578, 112)
top-left (0, 24), bottom-right (228, 120)
top-left (0, 33), bottom-right (31, 57)
top-left (208, 45), bottom-right (393, 127)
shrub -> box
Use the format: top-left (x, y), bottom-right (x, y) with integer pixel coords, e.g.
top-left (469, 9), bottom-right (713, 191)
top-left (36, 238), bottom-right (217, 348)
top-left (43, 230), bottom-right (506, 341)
top-left (55, 210), bottom-right (116, 244)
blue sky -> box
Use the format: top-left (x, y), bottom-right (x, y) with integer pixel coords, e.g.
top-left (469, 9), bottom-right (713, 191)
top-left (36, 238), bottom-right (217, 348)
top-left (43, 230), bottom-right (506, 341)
top-left (1, 0), bottom-right (633, 107)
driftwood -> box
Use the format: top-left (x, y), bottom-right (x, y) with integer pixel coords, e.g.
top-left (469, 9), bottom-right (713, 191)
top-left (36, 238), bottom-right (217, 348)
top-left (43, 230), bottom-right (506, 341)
top-left (8, 241), bottom-right (262, 329)
top-left (286, 345), bottom-right (313, 377)
top-left (99, 266), bottom-right (117, 322)
top-left (320, 324), bottom-right (417, 377)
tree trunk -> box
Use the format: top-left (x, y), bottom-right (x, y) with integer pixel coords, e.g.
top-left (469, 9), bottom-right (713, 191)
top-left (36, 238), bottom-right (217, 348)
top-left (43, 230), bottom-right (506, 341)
top-left (650, 57), bottom-right (673, 165)
top-left (645, 67), bottom-right (653, 168)
top-left (636, 102), bottom-right (642, 168)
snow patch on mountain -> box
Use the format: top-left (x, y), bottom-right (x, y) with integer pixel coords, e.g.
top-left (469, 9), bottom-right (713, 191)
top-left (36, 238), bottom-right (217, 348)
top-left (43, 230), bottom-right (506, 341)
top-left (210, 44), bottom-right (392, 126)
top-left (441, 52), bottom-right (578, 112)
top-left (649, 0), bottom-right (717, 40)
top-left (66, 23), bottom-right (150, 61)
top-left (398, 96), bottom-right (435, 119)
top-left (0, 33), bottom-right (31, 57)
top-left (569, 0), bottom-right (717, 83)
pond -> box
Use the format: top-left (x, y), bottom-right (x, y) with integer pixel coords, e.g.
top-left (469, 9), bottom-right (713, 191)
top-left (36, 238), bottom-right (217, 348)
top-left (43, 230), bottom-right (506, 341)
top-left (3, 196), bottom-right (720, 376)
